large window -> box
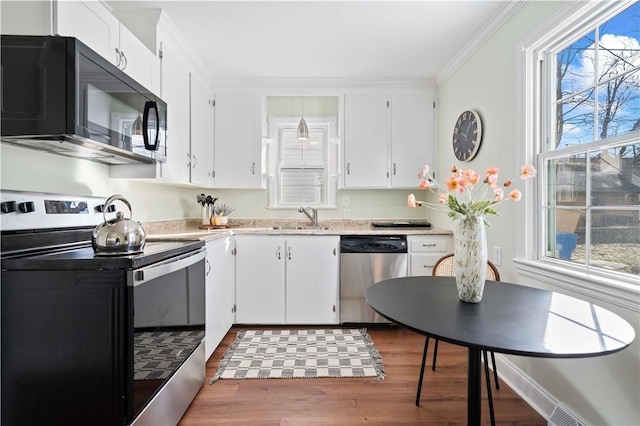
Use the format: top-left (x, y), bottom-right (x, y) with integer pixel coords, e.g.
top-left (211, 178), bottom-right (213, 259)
top-left (518, 1), bottom-right (639, 303)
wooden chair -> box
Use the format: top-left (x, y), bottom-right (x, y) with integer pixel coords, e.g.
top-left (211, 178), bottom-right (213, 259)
top-left (415, 254), bottom-right (500, 426)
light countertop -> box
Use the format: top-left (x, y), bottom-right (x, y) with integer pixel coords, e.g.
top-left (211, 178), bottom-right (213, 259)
top-left (144, 219), bottom-right (452, 242)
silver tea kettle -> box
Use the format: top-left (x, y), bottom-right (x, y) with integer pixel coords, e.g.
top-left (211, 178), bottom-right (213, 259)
top-left (92, 195), bottom-right (146, 255)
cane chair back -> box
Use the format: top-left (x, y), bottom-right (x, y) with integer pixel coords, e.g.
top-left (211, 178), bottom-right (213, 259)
top-left (432, 254), bottom-right (500, 281)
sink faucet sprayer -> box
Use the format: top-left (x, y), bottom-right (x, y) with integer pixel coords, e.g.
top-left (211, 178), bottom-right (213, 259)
top-left (298, 206), bottom-right (319, 227)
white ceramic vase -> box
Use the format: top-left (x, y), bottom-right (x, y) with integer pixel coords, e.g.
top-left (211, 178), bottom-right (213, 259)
top-left (454, 214), bottom-right (487, 303)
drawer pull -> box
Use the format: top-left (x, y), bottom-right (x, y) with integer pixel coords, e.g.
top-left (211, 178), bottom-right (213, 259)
top-left (422, 243), bottom-right (437, 247)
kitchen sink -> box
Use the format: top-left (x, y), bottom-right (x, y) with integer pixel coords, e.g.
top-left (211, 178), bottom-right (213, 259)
top-left (272, 226), bottom-right (330, 230)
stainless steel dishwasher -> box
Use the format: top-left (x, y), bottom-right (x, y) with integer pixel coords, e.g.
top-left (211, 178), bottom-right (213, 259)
top-left (340, 235), bottom-right (408, 323)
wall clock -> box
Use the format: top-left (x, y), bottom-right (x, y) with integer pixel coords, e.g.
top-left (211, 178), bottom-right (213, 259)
top-left (452, 110), bottom-right (482, 162)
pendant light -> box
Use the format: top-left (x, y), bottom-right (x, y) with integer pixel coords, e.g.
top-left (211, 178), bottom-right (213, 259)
top-left (297, 96), bottom-right (309, 140)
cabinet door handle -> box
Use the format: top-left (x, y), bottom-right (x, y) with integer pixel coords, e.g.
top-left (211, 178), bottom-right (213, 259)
top-left (115, 48), bottom-right (121, 67)
top-left (251, 162), bottom-right (256, 175)
top-left (120, 51), bottom-right (127, 70)
top-left (276, 246), bottom-right (281, 259)
top-left (192, 154), bottom-right (198, 168)
top-left (333, 248), bottom-right (336, 256)
top-left (393, 163), bottom-right (397, 175)
top-left (347, 162), bottom-right (351, 175)
top-left (205, 259), bottom-right (212, 276)
top-left (287, 246), bottom-right (292, 260)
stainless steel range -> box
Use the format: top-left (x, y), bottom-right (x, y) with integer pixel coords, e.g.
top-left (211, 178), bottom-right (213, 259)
top-left (1, 190), bottom-right (206, 426)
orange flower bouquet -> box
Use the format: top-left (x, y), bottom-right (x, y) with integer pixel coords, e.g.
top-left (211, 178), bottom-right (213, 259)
top-left (408, 164), bottom-right (537, 223)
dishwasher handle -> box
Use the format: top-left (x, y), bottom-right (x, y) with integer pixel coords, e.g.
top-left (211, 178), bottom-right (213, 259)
top-left (340, 236), bottom-right (407, 253)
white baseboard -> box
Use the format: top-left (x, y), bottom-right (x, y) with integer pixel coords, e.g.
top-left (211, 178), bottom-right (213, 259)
top-left (493, 354), bottom-right (558, 423)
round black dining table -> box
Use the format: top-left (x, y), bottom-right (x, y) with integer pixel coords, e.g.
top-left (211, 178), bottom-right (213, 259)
top-left (366, 276), bottom-right (636, 426)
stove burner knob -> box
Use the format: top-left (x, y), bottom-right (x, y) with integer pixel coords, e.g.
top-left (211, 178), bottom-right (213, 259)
top-left (1, 201), bottom-right (16, 213)
top-left (95, 204), bottom-right (116, 213)
top-left (18, 201), bottom-right (35, 213)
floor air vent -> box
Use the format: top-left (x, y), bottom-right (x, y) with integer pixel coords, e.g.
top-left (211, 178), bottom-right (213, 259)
top-left (548, 403), bottom-right (585, 426)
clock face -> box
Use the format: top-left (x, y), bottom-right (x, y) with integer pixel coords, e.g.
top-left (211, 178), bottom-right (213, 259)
top-left (452, 110), bottom-right (482, 162)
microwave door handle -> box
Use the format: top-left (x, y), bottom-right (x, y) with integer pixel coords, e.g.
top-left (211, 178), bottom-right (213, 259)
top-left (133, 247), bottom-right (206, 286)
top-left (142, 101), bottom-right (160, 151)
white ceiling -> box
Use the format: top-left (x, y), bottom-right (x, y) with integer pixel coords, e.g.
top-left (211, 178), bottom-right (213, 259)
top-left (109, 1), bottom-right (514, 81)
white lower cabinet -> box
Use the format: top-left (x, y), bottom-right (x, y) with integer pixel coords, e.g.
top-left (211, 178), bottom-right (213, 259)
top-left (235, 235), bottom-right (340, 324)
top-left (285, 236), bottom-right (340, 324)
top-left (235, 236), bottom-right (285, 324)
top-left (205, 237), bottom-right (236, 360)
top-left (408, 235), bottom-right (452, 276)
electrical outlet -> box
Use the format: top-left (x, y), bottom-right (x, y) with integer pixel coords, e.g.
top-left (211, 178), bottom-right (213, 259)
top-left (342, 195), bottom-right (351, 207)
top-left (493, 246), bottom-right (502, 266)
top-left (343, 208), bottom-right (350, 219)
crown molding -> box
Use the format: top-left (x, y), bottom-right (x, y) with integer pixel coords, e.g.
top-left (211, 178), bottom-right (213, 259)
top-left (212, 77), bottom-right (438, 92)
top-left (435, 1), bottom-right (527, 86)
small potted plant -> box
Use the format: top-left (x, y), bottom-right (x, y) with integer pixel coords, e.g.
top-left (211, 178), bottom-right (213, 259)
top-left (211, 203), bottom-right (235, 226)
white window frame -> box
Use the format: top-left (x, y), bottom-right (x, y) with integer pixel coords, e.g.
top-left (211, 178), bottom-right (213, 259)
top-left (515, 0), bottom-right (640, 311)
top-left (266, 116), bottom-right (339, 209)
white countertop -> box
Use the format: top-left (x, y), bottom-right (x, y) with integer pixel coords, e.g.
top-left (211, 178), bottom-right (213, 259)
top-left (146, 221), bottom-right (452, 242)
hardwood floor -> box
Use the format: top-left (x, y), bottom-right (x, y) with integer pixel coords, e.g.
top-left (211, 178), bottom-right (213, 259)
top-left (179, 326), bottom-right (546, 425)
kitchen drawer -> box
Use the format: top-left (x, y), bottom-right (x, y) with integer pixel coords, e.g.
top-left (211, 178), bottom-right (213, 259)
top-left (409, 253), bottom-right (445, 276)
top-left (408, 235), bottom-right (451, 253)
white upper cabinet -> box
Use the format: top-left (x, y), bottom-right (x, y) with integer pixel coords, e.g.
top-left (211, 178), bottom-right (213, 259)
top-left (117, 24), bottom-right (160, 94)
top-left (343, 90), bottom-right (435, 189)
top-left (157, 33), bottom-right (191, 183)
top-left (56, 0), bottom-right (160, 94)
top-left (190, 70), bottom-right (214, 187)
top-left (110, 14), bottom-right (214, 186)
top-left (56, 0), bottom-right (120, 64)
top-left (1, 0), bottom-right (160, 94)
top-left (344, 94), bottom-right (390, 188)
top-left (213, 93), bottom-right (264, 188)
top-left (390, 93), bottom-right (434, 187)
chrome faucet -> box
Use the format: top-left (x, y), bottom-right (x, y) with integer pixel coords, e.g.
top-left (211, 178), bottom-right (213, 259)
top-left (298, 206), bottom-right (319, 227)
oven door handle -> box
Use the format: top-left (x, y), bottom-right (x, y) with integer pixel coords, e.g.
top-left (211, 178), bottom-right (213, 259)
top-left (133, 247), bottom-right (206, 286)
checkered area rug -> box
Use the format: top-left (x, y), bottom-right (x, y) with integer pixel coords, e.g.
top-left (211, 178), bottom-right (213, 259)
top-left (210, 329), bottom-right (385, 383)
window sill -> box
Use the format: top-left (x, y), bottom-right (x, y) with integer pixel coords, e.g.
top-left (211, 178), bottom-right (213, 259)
top-left (514, 258), bottom-right (639, 312)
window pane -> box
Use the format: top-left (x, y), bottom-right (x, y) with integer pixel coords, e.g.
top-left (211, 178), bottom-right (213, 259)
top-left (548, 156), bottom-right (587, 207)
top-left (590, 144), bottom-right (640, 206)
top-left (548, 208), bottom-right (585, 263)
top-left (280, 168), bottom-right (324, 204)
top-left (281, 129), bottom-right (325, 166)
top-left (598, 2), bottom-right (640, 70)
top-left (596, 71), bottom-right (640, 140)
top-left (558, 91), bottom-right (595, 147)
top-left (557, 31), bottom-right (596, 97)
top-left (587, 209), bottom-right (640, 275)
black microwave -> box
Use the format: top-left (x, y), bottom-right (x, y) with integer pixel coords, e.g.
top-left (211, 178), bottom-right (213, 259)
top-left (1, 35), bottom-right (167, 165)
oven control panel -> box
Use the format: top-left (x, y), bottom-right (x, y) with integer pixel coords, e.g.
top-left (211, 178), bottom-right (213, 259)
top-left (0, 190), bottom-right (115, 230)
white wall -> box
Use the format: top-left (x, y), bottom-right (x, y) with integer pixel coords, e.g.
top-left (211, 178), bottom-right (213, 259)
top-left (0, 142), bottom-right (429, 223)
top-left (437, 1), bottom-right (639, 424)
